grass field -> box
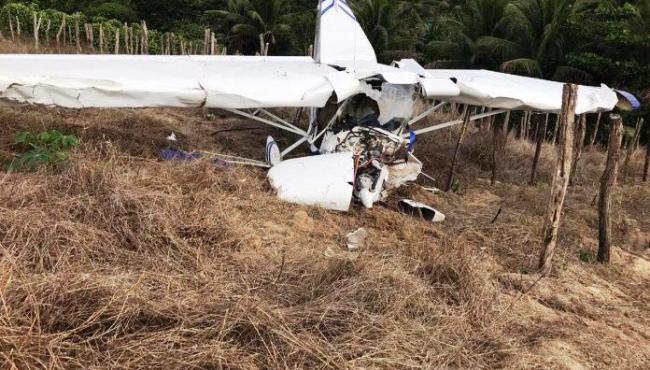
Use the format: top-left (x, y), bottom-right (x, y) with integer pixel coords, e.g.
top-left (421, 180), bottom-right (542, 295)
top-left (0, 101), bottom-right (648, 369)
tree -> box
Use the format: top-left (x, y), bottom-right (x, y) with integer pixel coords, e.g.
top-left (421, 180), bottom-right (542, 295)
top-left (566, 1), bottom-right (650, 90)
top-left (498, 0), bottom-right (593, 80)
top-left (351, 0), bottom-right (423, 62)
top-left (206, 0), bottom-right (295, 55)
top-left (425, 0), bottom-right (512, 69)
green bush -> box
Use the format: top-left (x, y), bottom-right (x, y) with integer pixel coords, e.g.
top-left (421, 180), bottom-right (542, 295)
top-left (8, 130), bottom-right (80, 172)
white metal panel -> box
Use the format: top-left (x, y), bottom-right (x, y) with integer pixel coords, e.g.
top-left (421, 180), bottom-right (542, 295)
top-left (315, 0), bottom-right (377, 66)
top-left (0, 55), bottom-right (339, 109)
top-left (267, 152), bottom-right (355, 211)
top-left (425, 69), bottom-right (618, 114)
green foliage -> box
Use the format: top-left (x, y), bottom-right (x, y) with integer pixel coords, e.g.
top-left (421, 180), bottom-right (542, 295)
top-left (8, 130), bottom-right (80, 172)
top-left (579, 249), bottom-right (595, 263)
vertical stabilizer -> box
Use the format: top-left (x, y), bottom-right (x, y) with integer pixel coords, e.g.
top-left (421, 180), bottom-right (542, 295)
top-left (314, 0), bottom-right (377, 66)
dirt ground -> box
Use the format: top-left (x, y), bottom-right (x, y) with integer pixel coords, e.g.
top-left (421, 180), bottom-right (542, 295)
top-left (0, 104), bottom-right (648, 369)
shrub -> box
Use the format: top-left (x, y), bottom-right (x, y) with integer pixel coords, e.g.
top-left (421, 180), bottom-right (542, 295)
top-left (8, 130), bottom-right (80, 172)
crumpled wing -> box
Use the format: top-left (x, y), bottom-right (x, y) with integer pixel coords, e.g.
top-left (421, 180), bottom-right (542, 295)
top-left (424, 69), bottom-right (619, 114)
top-left (0, 55), bottom-right (339, 109)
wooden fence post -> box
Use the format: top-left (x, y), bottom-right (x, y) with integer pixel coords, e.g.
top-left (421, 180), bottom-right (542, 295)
top-left (56, 16), bottom-right (65, 50)
top-left (598, 115), bottom-right (624, 263)
top-left (99, 24), bottom-right (104, 53)
top-left (539, 84), bottom-right (578, 275)
top-left (569, 114), bottom-right (587, 185)
top-left (552, 114), bottom-right (560, 144)
top-left (75, 16), bottom-right (81, 53)
top-left (632, 117), bottom-right (644, 151)
top-left (33, 12), bottom-right (42, 51)
top-left (45, 19), bottom-right (51, 43)
top-left (643, 137), bottom-right (650, 182)
top-left (623, 117), bottom-right (644, 182)
top-left (203, 29), bottom-right (210, 54)
top-left (589, 112), bottom-right (603, 147)
top-left (123, 23), bottom-right (129, 54)
top-left (446, 106), bottom-right (471, 192)
top-left (114, 28), bottom-right (120, 54)
top-left (9, 15), bottom-right (15, 42)
top-left (130, 27), bottom-right (135, 54)
top-left (141, 21), bottom-right (149, 54)
top-left (85, 23), bottom-right (94, 51)
top-left (492, 111), bottom-right (510, 185)
top-left (531, 112), bottom-right (550, 185)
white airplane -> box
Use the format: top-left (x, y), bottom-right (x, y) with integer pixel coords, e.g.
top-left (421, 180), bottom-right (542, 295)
top-left (0, 0), bottom-right (632, 216)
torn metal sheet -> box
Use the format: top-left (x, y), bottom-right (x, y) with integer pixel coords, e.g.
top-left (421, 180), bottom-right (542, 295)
top-left (398, 199), bottom-right (446, 223)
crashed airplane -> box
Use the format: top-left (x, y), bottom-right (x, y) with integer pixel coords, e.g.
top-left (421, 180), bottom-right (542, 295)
top-left (0, 0), bottom-right (634, 215)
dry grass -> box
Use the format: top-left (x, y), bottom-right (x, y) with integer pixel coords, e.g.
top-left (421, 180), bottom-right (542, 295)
top-left (0, 105), bottom-right (647, 369)
top-left (0, 40), bottom-right (649, 369)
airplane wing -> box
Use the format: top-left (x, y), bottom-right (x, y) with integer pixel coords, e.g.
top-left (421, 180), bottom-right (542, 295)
top-left (0, 55), bottom-right (343, 109)
top-left (421, 68), bottom-right (620, 115)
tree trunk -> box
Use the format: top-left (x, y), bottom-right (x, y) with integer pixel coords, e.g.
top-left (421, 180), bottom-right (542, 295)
top-left (447, 106), bottom-right (471, 192)
top-left (598, 115), bottom-right (624, 263)
top-left (531, 113), bottom-right (549, 185)
top-left (539, 84), bottom-right (578, 276)
top-left (569, 114), bottom-right (587, 186)
top-left (589, 112), bottom-right (602, 147)
top-left (492, 111), bottom-right (510, 185)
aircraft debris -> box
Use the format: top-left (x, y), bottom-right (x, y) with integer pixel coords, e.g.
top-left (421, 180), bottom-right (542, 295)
top-left (346, 228), bottom-right (368, 251)
top-left (0, 0), bottom-right (635, 214)
top-left (398, 199), bottom-right (446, 223)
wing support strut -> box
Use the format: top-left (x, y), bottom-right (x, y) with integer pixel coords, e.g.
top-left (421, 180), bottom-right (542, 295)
top-left (407, 102), bottom-right (448, 127)
top-left (405, 109), bottom-right (507, 138)
top-left (224, 108), bottom-right (308, 137)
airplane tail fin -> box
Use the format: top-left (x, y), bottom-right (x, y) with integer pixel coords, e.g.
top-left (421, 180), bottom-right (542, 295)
top-left (314, 0), bottom-right (377, 66)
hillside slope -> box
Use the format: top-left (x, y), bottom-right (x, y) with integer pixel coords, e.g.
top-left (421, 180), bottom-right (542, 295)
top-left (0, 103), bottom-right (648, 369)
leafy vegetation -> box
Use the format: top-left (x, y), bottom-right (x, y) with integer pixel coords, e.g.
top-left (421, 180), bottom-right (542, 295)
top-left (8, 130), bottom-right (80, 171)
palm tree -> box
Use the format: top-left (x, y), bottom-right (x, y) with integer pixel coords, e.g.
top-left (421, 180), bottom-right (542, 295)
top-left (207, 0), bottom-right (294, 55)
top-left (498, 0), bottom-right (594, 79)
top-left (425, 0), bottom-right (513, 69)
top-left (351, 0), bottom-right (433, 62)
